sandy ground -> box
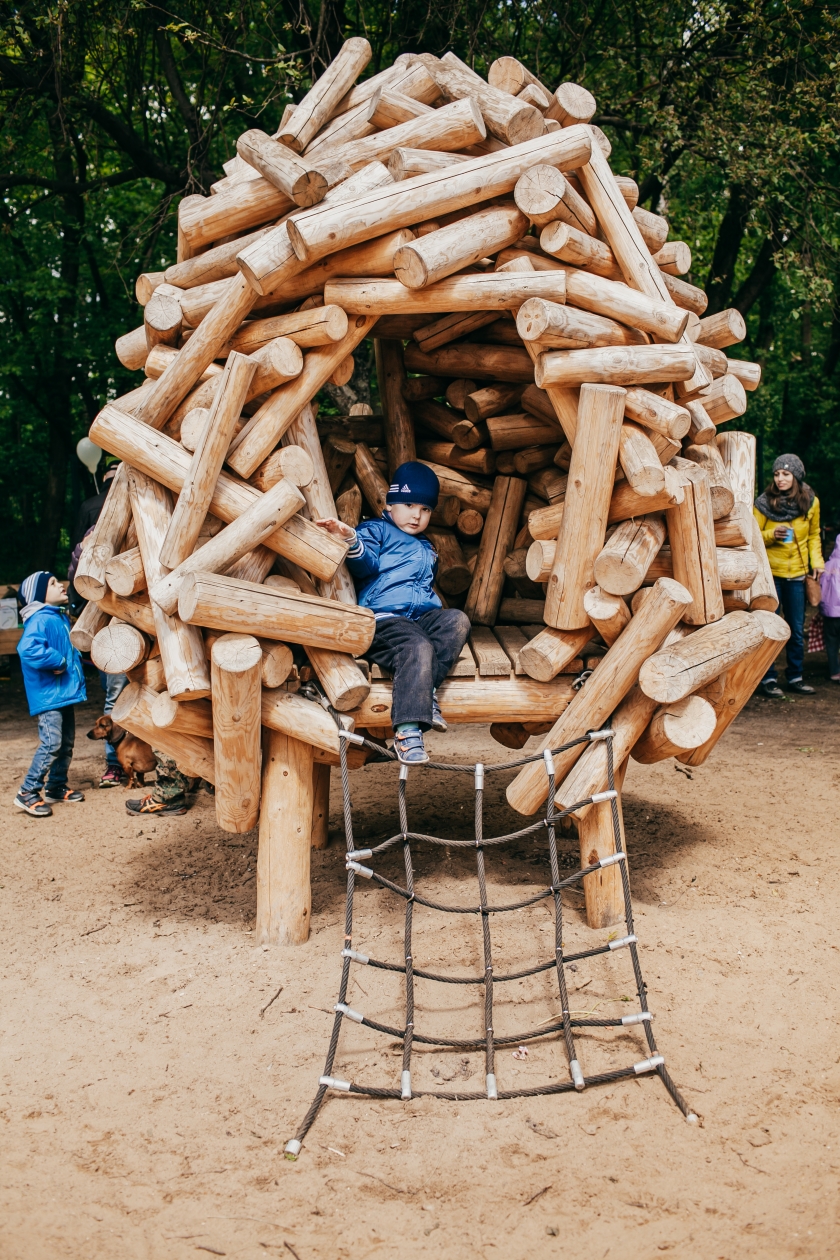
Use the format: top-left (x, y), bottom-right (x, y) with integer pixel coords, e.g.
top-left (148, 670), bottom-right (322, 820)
top-left (2, 650), bottom-right (840, 1260)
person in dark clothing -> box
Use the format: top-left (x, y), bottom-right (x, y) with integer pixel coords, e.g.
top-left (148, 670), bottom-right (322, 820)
top-left (317, 462), bottom-right (471, 766)
top-left (71, 460), bottom-right (120, 548)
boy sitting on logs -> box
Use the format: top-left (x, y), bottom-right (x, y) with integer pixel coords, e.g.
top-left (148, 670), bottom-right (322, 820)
top-left (317, 462), bottom-right (470, 764)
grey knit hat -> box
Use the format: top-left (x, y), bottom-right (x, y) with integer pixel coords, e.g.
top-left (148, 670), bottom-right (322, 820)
top-left (773, 453), bottom-right (805, 482)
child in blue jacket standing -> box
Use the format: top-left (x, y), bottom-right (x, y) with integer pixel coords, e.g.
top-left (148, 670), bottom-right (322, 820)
top-left (317, 462), bottom-right (470, 765)
top-left (15, 571), bottom-right (87, 817)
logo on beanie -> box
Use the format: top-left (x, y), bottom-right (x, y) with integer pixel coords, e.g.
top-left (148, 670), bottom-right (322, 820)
top-left (401, 485), bottom-right (410, 492)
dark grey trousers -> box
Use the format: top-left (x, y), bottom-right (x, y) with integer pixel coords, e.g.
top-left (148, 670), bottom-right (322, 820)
top-left (366, 608), bottom-right (471, 729)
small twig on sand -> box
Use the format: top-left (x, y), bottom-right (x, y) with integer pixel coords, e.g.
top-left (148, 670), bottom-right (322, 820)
top-left (284, 1242), bottom-right (303, 1260)
top-left (524, 1184), bottom-right (553, 1206)
top-left (259, 986), bottom-right (283, 1018)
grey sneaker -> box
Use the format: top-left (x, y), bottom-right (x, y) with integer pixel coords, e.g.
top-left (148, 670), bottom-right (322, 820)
top-left (431, 696), bottom-right (447, 732)
top-left (393, 728), bottom-right (429, 765)
top-left (760, 681), bottom-right (784, 699)
top-left (14, 790), bottom-right (52, 817)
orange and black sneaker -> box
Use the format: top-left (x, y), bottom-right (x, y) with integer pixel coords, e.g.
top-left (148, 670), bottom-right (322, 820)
top-left (44, 788), bottom-right (85, 803)
top-left (125, 795), bottom-right (189, 816)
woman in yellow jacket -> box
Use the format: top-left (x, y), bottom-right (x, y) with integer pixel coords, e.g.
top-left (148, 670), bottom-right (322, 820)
top-left (754, 453), bottom-right (824, 697)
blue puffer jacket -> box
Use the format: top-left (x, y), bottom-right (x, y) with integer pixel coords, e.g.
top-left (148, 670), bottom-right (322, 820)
top-left (345, 514), bottom-right (441, 620)
top-left (17, 606), bottom-right (87, 716)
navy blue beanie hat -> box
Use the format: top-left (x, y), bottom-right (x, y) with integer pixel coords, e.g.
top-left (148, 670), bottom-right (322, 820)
top-left (20, 571), bottom-right (53, 607)
top-left (386, 461), bottom-right (440, 509)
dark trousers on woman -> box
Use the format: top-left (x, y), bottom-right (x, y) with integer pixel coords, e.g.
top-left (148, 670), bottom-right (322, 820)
top-left (763, 577), bottom-right (806, 684)
top-left (824, 615), bottom-right (840, 678)
top-left (367, 608), bottom-right (471, 730)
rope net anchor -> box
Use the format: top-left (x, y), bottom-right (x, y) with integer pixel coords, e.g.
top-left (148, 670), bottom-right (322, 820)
top-left (285, 729), bottom-right (697, 1157)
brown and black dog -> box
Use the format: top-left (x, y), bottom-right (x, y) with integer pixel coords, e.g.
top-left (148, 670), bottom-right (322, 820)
top-left (87, 716), bottom-right (156, 788)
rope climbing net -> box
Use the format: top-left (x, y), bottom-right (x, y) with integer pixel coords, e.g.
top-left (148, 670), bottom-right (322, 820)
top-left (285, 728), bottom-right (696, 1158)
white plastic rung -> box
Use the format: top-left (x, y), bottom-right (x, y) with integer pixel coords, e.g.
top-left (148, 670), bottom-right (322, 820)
top-left (486, 1073), bottom-right (498, 1100)
top-left (335, 1002), bottom-right (364, 1023)
top-left (341, 948), bottom-right (370, 965)
top-left (633, 1055), bottom-right (665, 1075)
top-left (320, 1075), bottom-right (352, 1091)
top-left (587, 728), bottom-right (615, 742)
top-left (399, 763), bottom-right (410, 781)
top-left (621, 1010), bottom-right (653, 1025)
top-left (570, 1059), bottom-right (585, 1091)
top-left (339, 729), bottom-right (365, 745)
top-left (284, 1139), bottom-right (302, 1158)
top-left (543, 749), bottom-right (555, 775)
top-left (401, 1070), bottom-right (412, 1100)
top-left (348, 848), bottom-right (373, 860)
top-left (607, 933), bottom-right (637, 951)
top-left (475, 762), bottom-right (484, 790)
top-left (346, 860), bottom-right (373, 878)
top-left (590, 789), bottom-right (617, 804)
top-left (599, 851), bottom-right (627, 868)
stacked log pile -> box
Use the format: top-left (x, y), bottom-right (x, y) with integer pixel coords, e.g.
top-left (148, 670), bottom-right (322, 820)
top-left (77, 39), bottom-right (789, 942)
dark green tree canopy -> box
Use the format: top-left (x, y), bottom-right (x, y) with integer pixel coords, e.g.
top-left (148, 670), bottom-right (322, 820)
top-left (1, 0), bottom-right (838, 578)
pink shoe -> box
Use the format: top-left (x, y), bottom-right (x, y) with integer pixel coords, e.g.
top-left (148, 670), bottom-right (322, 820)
top-left (99, 767), bottom-right (123, 788)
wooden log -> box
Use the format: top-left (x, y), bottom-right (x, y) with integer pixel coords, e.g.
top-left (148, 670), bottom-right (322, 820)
top-left (582, 586), bottom-right (631, 646)
top-left (144, 285), bottom-right (183, 352)
top-left (564, 270), bottom-right (689, 342)
top-left (422, 51), bottom-right (544, 146)
top-left (413, 398), bottom-right (488, 450)
top-left (327, 270), bottom-right (567, 314)
top-left (328, 97), bottom-right (485, 170)
top-left (665, 464), bottom-right (723, 626)
top-left (497, 597), bottom-right (546, 622)
top-left (178, 571), bottom-right (375, 655)
top-left (165, 340), bottom-right (304, 441)
top-left (618, 422), bottom-right (667, 498)
top-left (653, 241), bottom-right (692, 275)
top-left (388, 147), bottom-right (467, 180)
top-left (375, 339), bottom-right (416, 474)
top-left (160, 351), bottom-right (258, 568)
top-left (150, 690), bottom-right (214, 738)
top-left (506, 577), bottom-right (692, 814)
top-left (431, 496), bottom-right (462, 528)
top-left (576, 756), bottom-right (628, 929)
top-left (544, 384), bottom-right (625, 629)
top-left (95, 408), bottom-right (347, 579)
top-left (310, 762), bottom-right (331, 850)
top-left (336, 480), bottom-right (362, 528)
top-left (165, 224), bottom-right (276, 290)
top-left (395, 203), bottom-right (527, 289)
top-left (306, 91), bottom-right (380, 155)
top-left (465, 382), bottom-right (524, 421)
top-left (623, 388), bottom-right (690, 443)
top-left (105, 546), bottom-right (147, 597)
top-left (518, 625), bottom-right (592, 682)
top-left (249, 445), bottom-right (315, 493)
top-left (517, 297), bottom-right (646, 350)
top-left (549, 81), bottom-right (597, 126)
top-left (278, 37), bottom-right (371, 153)
top-left (420, 460), bottom-right (492, 515)
top-left (236, 129), bottom-right (346, 208)
top-left (514, 164), bottom-right (596, 234)
top-left (488, 55), bottom-right (552, 100)
top-left (681, 443), bottom-right (735, 519)
top-left (513, 445), bottom-right (561, 475)
top-left (687, 374), bottom-right (748, 426)
top-left (136, 271), bottom-right (165, 304)
top-left (286, 126), bottom-right (592, 263)
top-left (631, 694), bottom-right (717, 763)
top-left (678, 612), bottom-right (790, 765)
top-left (321, 434), bottom-right (357, 493)
top-left (745, 515), bottom-right (780, 612)
top-left (426, 528), bottom-right (472, 594)
top-left (645, 545), bottom-right (757, 590)
top-left (469, 626), bottom-right (512, 676)
top-left (351, 674), bottom-right (576, 727)
top-left (404, 341), bottom-right (534, 382)
top-left (713, 501), bottom-right (753, 548)
top-left (126, 468), bottom-right (210, 701)
top-left (225, 315), bottom-right (377, 478)
top-left (526, 473), bottom-right (683, 542)
top-left (150, 479), bottom-right (305, 615)
top-left (126, 656), bottom-right (167, 692)
top-left (684, 398), bottom-right (716, 445)
top-left (132, 274), bottom-right (257, 430)
top-left (73, 462), bottom-right (132, 602)
top-left (112, 682), bottom-right (216, 783)
top-left (97, 589), bottom-right (156, 638)
top-left (463, 476), bottom-right (527, 624)
top-left (236, 170), bottom-right (401, 297)
top-left (536, 343), bottom-right (696, 389)
top-left (725, 359), bottom-right (762, 392)
top-left (692, 343), bottom-right (729, 378)
top-left (115, 325), bottom-right (149, 371)
top-left (261, 687), bottom-right (345, 757)
top-left (256, 730), bottom-right (315, 946)
top-left (485, 411), bottom-right (563, 451)
top-left (228, 306), bottom-right (348, 354)
top-left (353, 441), bottom-right (389, 516)
top-left (593, 515), bottom-right (667, 596)
top-left (631, 206), bottom-right (669, 253)
top-left (639, 609), bottom-right (765, 703)
top-left (694, 308), bottom-right (747, 349)
top-left (210, 634), bottom-right (262, 833)
top-left (90, 620), bottom-right (151, 674)
top-left (416, 440), bottom-right (496, 476)
top-left (178, 180), bottom-right (293, 255)
top-left (402, 374), bottom-right (448, 402)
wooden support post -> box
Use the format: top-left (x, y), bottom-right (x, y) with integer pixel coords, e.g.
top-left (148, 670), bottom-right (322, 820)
top-left (582, 586), bottom-right (631, 646)
top-left (375, 339), bottom-right (416, 473)
top-left (278, 37), bottom-right (371, 152)
top-left (665, 464), bottom-right (724, 626)
top-left (544, 383), bottom-right (625, 630)
top-left (518, 625), bottom-right (591, 681)
top-left (593, 515), bottom-right (666, 596)
top-left (576, 758), bottom-right (628, 929)
top-left (127, 467), bottom-right (211, 701)
top-left (624, 387), bottom-right (691, 442)
top-left (395, 202), bottom-right (527, 288)
top-left (682, 443), bottom-right (735, 520)
top-left (211, 634), bottom-right (262, 833)
top-left (256, 730), bottom-right (315, 945)
top-left (426, 528), bottom-right (472, 594)
top-left (354, 441), bottom-right (390, 515)
top-left (73, 463), bottom-right (132, 602)
top-left (311, 763), bottom-right (331, 850)
top-left (105, 547), bottom-right (147, 596)
top-left (506, 578), bottom-right (692, 815)
top-left (618, 422), bottom-right (667, 498)
top-left (151, 691), bottom-right (214, 738)
top-left (464, 475), bottom-right (527, 625)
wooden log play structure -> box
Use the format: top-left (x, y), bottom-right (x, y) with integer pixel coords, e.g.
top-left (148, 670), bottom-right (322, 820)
top-left (85, 40), bottom-right (784, 945)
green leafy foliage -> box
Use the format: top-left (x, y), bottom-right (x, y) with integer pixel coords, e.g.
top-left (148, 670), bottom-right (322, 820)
top-left (0, 0), bottom-right (837, 580)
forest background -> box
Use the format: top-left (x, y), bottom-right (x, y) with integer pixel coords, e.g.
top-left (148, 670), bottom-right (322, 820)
top-left (1, 0), bottom-right (838, 576)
